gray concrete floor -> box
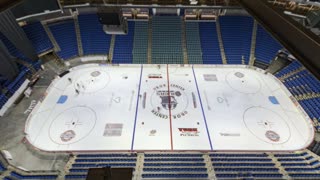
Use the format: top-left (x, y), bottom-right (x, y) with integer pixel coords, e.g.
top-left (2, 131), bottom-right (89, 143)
top-left (0, 65), bottom-right (68, 171)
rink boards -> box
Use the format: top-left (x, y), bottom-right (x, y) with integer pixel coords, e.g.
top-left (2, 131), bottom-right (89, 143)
top-left (25, 64), bottom-right (314, 152)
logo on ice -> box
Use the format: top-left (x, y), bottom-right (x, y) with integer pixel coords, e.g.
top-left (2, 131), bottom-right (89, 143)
top-left (157, 90), bottom-right (181, 110)
top-left (151, 84), bottom-right (188, 119)
top-left (178, 128), bottom-right (199, 136)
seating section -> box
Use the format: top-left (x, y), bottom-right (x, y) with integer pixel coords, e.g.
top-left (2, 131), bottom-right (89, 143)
top-left (199, 22), bottom-right (222, 64)
top-left (151, 16), bottom-right (184, 64)
top-left (133, 21), bottom-right (148, 64)
top-left (49, 20), bottom-right (78, 60)
top-left (275, 60), bottom-right (320, 126)
top-left (309, 141), bottom-right (320, 156)
top-left (9, 172), bottom-right (57, 180)
top-left (185, 22), bottom-right (203, 64)
top-left (0, 68), bottom-right (35, 109)
top-left (255, 24), bottom-right (283, 64)
top-left (281, 69), bottom-right (320, 124)
top-left (1, 151), bottom-right (320, 179)
top-left (22, 22), bottom-right (53, 54)
top-left (219, 16), bottom-right (253, 64)
top-left (276, 152), bottom-right (320, 179)
top-left (112, 21), bottom-right (135, 64)
top-left (275, 60), bottom-right (303, 78)
top-left (78, 14), bottom-right (111, 55)
top-left (0, 31), bottom-right (33, 70)
top-left (211, 153), bottom-right (282, 179)
top-left (299, 98), bottom-right (320, 123)
top-left (283, 70), bottom-right (320, 96)
top-left (142, 153), bottom-right (208, 179)
top-left (0, 32), bottom-right (42, 109)
top-left (65, 153), bottom-right (137, 179)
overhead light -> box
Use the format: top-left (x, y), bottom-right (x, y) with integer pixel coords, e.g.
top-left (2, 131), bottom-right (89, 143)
top-left (189, 0), bottom-right (198, 5)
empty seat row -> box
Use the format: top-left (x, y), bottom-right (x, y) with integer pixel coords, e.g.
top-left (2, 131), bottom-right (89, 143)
top-left (10, 172), bottom-right (57, 179)
top-left (285, 167), bottom-right (320, 172)
top-left (77, 153), bottom-right (137, 158)
top-left (75, 158), bottom-right (136, 162)
top-left (214, 167), bottom-right (279, 172)
top-left (289, 173), bottom-right (320, 178)
top-left (216, 173), bottom-right (283, 178)
top-left (143, 167), bottom-right (207, 172)
top-left (273, 152), bottom-right (308, 157)
top-left (210, 153), bottom-right (268, 157)
top-left (213, 163), bottom-right (275, 167)
top-left (65, 175), bottom-right (87, 179)
top-left (144, 163), bottom-right (206, 167)
top-left (144, 158), bottom-right (204, 162)
top-left (145, 153), bottom-right (203, 157)
top-left (142, 173), bottom-right (208, 178)
top-left (212, 158), bottom-right (272, 162)
top-left (72, 163), bottom-right (136, 168)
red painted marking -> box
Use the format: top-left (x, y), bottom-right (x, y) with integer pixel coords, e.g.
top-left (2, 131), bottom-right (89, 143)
top-left (166, 64), bottom-right (173, 150)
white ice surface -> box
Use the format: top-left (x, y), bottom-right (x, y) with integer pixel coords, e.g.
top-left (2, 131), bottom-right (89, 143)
top-left (25, 64), bottom-right (314, 151)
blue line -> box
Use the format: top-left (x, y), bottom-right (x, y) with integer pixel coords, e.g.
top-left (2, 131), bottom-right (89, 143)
top-left (191, 65), bottom-right (213, 150)
top-left (130, 65), bottom-right (143, 150)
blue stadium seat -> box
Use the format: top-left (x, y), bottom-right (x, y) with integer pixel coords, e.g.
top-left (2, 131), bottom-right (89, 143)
top-left (151, 16), bottom-right (184, 64)
top-left (255, 24), bottom-right (283, 64)
top-left (185, 22), bottom-right (203, 64)
top-left (199, 22), bottom-right (222, 64)
top-left (133, 21), bottom-right (148, 64)
top-left (49, 20), bottom-right (78, 60)
top-left (22, 22), bottom-right (53, 54)
top-left (78, 14), bottom-right (111, 55)
top-left (219, 16), bottom-right (253, 64)
top-left (112, 21), bottom-right (135, 64)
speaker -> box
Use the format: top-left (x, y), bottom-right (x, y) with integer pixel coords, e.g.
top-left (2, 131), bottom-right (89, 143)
top-left (97, 7), bottom-right (128, 34)
top-left (307, 10), bottom-right (320, 28)
top-left (97, 7), bottom-right (122, 25)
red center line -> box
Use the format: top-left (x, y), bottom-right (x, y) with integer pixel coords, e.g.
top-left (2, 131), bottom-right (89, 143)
top-left (166, 64), bottom-right (173, 150)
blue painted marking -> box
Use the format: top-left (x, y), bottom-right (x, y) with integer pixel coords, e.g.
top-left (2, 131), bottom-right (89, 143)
top-left (131, 65), bottom-right (143, 150)
top-left (191, 66), bottom-right (213, 150)
top-left (57, 95), bottom-right (68, 104)
top-left (269, 96), bottom-right (279, 104)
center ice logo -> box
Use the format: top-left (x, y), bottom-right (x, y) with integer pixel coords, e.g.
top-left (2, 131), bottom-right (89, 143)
top-left (151, 84), bottom-right (188, 119)
top-left (157, 90), bottom-right (180, 110)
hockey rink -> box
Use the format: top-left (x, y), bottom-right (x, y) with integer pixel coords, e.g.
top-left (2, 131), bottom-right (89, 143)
top-left (25, 64), bottom-right (314, 152)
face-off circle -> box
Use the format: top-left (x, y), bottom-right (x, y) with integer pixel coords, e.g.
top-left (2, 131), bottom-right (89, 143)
top-left (226, 71), bottom-right (261, 94)
top-left (150, 84), bottom-right (189, 119)
top-left (49, 106), bottom-right (97, 145)
top-left (73, 70), bottom-right (110, 93)
top-left (243, 107), bottom-right (291, 144)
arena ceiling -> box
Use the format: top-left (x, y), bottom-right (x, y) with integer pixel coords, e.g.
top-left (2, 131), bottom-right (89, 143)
top-left (57, 0), bottom-right (320, 16)
top-left (59, 0), bottom-right (240, 6)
